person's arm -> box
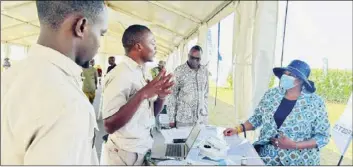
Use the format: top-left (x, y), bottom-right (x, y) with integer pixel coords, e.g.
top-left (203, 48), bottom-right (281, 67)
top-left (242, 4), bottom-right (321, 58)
top-left (104, 69), bottom-right (173, 134)
top-left (295, 139), bottom-right (318, 149)
top-left (273, 97), bottom-right (331, 150)
top-left (243, 90), bottom-right (271, 131)
top-left (203, 70), bottom-right (209, 114)
top-left (288, 99), bottom-right (330, 150)
top-left (104, 91), bottom-right (146, 134)
top-left (102, 73), bottom-right (145, 134)
top-left (154, 97), bottom-right (165, 116)
top-left (94, 69), bottom-right (98, 89)
top-left (167, 70), bottom-right (180, 125)
top-left (308, 97), bottom-right (330, 149)
top-left (24, 106), bottom-right (94, 165)
top-left (224, 89), bottom-right (271, 136)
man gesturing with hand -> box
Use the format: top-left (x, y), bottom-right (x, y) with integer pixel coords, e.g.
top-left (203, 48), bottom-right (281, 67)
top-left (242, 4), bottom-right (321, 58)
top-left (102, 25), bottom-right (174, 165)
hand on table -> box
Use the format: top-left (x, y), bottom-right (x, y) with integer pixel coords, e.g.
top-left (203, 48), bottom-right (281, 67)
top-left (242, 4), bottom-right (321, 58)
top-left (223, 128), bottom-right (238, 136)
top-left (169, 122), bottom-right (175, 128)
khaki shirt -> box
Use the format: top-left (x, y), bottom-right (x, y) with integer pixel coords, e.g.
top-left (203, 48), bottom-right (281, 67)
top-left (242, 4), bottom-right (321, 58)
top-left (1, 44), bottom-right (98, 165)
top-left (82, 66), bottom-right (98, 93)
top-left (102, 56), bottom-right (156, 154)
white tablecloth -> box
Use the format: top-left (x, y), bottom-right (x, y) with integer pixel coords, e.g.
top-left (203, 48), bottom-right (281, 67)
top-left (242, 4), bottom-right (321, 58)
top-left (184, 125), bottom-right (264, 165)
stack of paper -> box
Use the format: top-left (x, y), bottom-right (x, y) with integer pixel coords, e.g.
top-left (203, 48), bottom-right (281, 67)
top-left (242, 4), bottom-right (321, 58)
top-left (158, 114), bottom-right (169, 125)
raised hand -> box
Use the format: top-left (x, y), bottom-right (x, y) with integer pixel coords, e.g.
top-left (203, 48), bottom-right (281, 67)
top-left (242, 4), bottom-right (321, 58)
top-left (139, 69), bottom-right (174, 99)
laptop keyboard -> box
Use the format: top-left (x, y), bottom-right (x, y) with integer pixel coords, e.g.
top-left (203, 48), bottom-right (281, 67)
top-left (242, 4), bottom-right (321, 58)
top-left (165, 144), bottom-right (182, 157)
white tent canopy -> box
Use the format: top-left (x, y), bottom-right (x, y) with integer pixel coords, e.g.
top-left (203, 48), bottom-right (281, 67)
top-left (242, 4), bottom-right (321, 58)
top-left (1, 1), bottom-right (279, 129)
top-left (1, 1), bottom-right (233, 60)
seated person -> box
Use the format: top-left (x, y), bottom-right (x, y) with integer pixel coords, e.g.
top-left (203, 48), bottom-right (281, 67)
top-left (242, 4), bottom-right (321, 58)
top-left (223, 60), bottom-right (330, 166)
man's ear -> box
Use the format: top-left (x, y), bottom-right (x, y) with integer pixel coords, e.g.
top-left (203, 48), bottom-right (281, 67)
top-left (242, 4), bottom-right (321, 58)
top-left (74, 17), bottom-right (87, 38)
top-left (136, 43), bottom-right (143, 52)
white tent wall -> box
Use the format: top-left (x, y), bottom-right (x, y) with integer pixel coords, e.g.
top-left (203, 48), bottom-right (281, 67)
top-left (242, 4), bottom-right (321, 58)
top-left (196, 23), bottom-right (209, 67)
top-left (2, 1), bottom-right (279, 135)
top-left (164, 1), bottom-right (237, 72)
top-left (251, 1), bottom-right (278, 116)
top-left (232, 1), bottom-right (278, 142)
top-left (181, 41), bottom-right (189, 65)
top-left (165, 49), bottom-right (177, 73)
top-left (174, 44), bottom-right (182, 70)
top-left (1, 43), bottom-right (10, 71)
top-left (94, 53), bottom-right (108, 73)
top-left (163, 1), bottom-right (279, 136)
top-left (2, 43), bottom-right (10, 59)
top-left (232, 1), bottom-right (257, 126)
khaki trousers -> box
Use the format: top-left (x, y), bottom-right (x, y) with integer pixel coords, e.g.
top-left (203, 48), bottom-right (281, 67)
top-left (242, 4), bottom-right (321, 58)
top-left (104, 139), bottom-right (145, 165)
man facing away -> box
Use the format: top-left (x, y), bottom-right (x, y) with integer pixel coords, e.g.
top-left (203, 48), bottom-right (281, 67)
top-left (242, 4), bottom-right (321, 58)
top-left (3, 57), bottom-right (11, 71)
top-left (102, 24), bottom-right (174, 165)
top-left (167, 45), bottom-right (209, 128)
top-left (106, 56), bottom-right (116, 74)
top-left (82, 59), bottom-right (98, 104)
top-left (1, 1), bottom-right (108, 165)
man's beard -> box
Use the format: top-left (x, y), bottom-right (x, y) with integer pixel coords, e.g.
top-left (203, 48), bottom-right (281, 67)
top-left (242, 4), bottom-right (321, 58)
top-left (75, 56), bottom-right (89, 68)
top-left (142, 56), bottom-right (154, 63)
top-left (187, 60), bottom-right (200, 69)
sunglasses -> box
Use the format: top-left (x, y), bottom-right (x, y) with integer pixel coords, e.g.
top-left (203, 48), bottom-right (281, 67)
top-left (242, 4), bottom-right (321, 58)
top-left (189, 55), bottom-right (200, 61)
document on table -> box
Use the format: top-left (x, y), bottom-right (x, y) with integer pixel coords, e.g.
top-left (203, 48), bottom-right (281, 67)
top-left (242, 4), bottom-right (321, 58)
top-left (159, 114), bottom-right (169, 124)
top-left (160, 127), bottom-right (192, 143)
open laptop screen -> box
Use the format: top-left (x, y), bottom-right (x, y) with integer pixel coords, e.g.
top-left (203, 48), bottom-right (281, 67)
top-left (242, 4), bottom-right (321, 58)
top-left (185, 125), bottom-right (201, 150)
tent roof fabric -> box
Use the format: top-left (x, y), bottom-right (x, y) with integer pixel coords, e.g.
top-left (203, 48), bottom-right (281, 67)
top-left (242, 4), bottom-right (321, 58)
top-left (1, 1), bottom-right (232, 60)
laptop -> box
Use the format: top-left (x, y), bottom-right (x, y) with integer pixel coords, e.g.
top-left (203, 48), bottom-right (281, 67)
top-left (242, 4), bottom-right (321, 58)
top-left (151, 124), bottom-right (202, 159)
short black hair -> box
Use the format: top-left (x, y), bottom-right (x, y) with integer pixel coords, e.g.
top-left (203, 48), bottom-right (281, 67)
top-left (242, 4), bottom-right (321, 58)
top-left (122, 24), bottom-right (151, 53)
top-left (108, 56), bottom-right (115, 60)
top-left (36, 1), bottom-right (105, 29)
top-left (190, 45), bottom-right (203, 53)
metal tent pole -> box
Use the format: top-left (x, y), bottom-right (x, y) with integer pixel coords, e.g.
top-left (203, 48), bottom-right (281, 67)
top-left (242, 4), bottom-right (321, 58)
top-left (280, 0), bottom-right (289, 67)
top-left (215, 22), bottom-right (221, 106)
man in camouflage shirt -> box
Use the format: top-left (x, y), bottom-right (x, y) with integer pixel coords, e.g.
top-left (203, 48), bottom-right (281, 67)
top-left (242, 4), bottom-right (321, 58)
top-left (151, 60), bottom-right (166, 78)
top-left (167, 45), bottom-right (209, 128)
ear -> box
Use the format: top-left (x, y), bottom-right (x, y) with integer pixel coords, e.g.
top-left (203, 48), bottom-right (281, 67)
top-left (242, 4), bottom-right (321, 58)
top-left (136, 43), bottom-right (143, 52)
top-left (74, 17), bottom-right (87, 38)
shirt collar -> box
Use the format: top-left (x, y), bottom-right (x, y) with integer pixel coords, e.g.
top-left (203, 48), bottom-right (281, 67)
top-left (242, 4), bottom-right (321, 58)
top-left (123, 56), bottom-right (145, 71)
top-left (28, 44), bottom-right (82, 78)
top-left (184, 61), bottom-right (201, 71)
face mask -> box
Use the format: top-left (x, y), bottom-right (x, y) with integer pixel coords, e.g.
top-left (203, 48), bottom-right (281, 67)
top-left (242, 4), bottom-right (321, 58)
top-left (280, 74), bottom-right (297, 90)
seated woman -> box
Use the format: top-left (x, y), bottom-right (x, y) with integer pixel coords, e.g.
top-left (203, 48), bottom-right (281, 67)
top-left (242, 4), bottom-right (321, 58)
top-left (224, 60), bottom-right (330, 166)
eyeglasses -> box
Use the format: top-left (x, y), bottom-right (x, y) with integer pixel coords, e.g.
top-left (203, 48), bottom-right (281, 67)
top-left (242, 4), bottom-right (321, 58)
top-left (189, 55), bottom-right (200, 61)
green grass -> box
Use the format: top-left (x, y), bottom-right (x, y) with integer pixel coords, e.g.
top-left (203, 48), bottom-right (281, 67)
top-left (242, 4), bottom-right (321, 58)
top-left (208, 85), bottom-right (352, 165)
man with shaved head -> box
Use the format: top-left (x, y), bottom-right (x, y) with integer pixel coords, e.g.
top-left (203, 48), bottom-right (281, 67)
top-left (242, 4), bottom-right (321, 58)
top-left (1, 1), bottom-right (108, 165)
